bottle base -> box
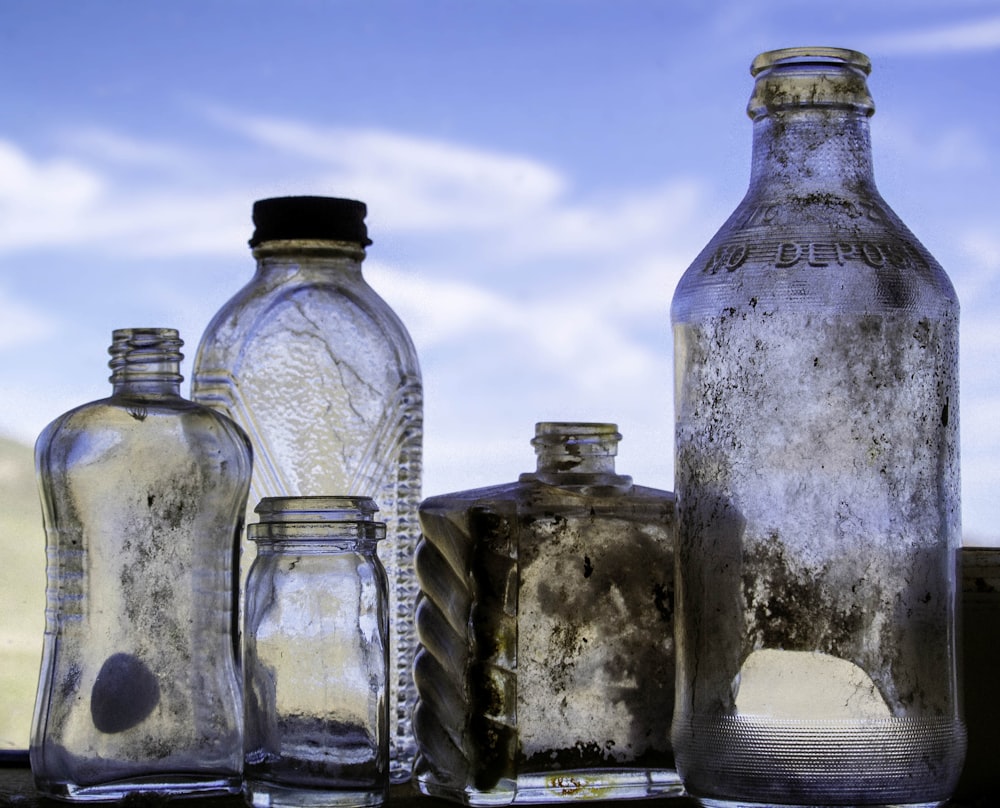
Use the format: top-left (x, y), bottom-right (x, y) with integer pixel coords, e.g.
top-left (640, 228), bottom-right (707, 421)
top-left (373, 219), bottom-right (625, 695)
top-left (695, 801), bottom-right (947, 808)
top-left (34, 774), bottom-right (242, 802)
top-left (674, 713), bottom-right (964, 808)
top-left (416, 768), bottom-right (685, 805)
top-left (246, 780), bottom-right (388, 808)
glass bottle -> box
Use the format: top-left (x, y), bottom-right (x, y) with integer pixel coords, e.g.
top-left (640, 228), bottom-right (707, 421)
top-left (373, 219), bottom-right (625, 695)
top-left (31, 328), bottom-right (252, 801)
top-left (243, 496), bottom-right (389, 808)
top-left (671, 48), bottom-right (964, 806)
top-left (413, 423), bottom-right (680, 805)
top-left (191, 196), bottom-right (422, 782)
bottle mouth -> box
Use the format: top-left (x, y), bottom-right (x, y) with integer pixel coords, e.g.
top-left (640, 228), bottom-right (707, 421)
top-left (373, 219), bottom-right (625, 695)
top-left (531, 422), bottom-right (622, 456)
top-left (248, 496), bottom-right (385, 543)
top-left (108, 328), bottom-right (184, 384)
top-left (748, 46), bottom-right (875, 119)
top-left (253, 495), bottom-right (380, 523)
top-left (751, 47), bottom-right (871, 77)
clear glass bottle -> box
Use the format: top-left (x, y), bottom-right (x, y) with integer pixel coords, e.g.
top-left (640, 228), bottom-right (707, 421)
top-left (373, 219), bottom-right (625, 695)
top-left (671, 48), bottom-right (964, 807)
top-left (243, 496), bottom-right (389, 808)
top-left (413, 423), bottom-right (679, 805)
top-left (191, 196), bottom-right (422, 782)
top-left (31, 328), bottom-right (251, 801)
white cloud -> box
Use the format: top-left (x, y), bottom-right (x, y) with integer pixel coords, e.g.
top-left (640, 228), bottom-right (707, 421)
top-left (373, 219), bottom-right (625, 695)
top-left (0, 288), bottom-right (57, 351)
top-left (61, 127), bottom-right (196, 169)
top-left (207, 109), bottom-right (567, 232)
top-left (865, 15), bottom-right (1000, 54)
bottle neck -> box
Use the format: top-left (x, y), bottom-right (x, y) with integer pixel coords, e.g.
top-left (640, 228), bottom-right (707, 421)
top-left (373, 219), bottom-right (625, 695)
top-left (248, 496), bottom-right (385, 547)
top-left (252, 239), bottom-right (366, 282)
top-left (109, 328), bottom-right (183, 397)
top-left (746, 48), bottom-right (877, 197)
top-left (519, 422), bottom-right (633, 492)
top-left (749, 109), bottom-right (876, 195)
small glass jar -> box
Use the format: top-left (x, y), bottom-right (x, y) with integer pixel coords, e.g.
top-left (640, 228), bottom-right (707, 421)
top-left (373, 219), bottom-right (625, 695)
top-left (243, 497), bottom-right (390, 808)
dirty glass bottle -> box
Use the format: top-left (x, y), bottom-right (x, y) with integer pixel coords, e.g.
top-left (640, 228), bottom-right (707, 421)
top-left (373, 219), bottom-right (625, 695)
top-left (413, 423), bottom-right (679, 805)
top-left (31, 328), bottom-right (252, 801)
top-left (243, 497), bottom-right (389, 808)
top-left (671, 48), bottom-right (964, 806)
top-left (192, 196), bottom-right (422, 782)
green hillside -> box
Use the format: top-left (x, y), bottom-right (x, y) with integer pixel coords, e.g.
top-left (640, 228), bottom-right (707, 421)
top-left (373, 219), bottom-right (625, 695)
top-left (0, 435), bottom-right (44, 752)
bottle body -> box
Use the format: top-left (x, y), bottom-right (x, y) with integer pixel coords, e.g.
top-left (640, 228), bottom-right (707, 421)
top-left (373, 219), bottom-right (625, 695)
top-left (671, 49), bottom-right (964, 807)
top-left (413, 423), bottom-right (680, 805)
top-left (243, 497), bottom-right (389, 808)
top-left (192, 198), bottom-right (422, 781)
top-left (31, 328), bottom-right (251, 801)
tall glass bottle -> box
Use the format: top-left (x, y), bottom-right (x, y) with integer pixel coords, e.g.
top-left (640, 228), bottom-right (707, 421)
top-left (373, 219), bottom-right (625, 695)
top-left (192, 196), bottom-right (422, 782)
top-left (414, 423), bottom-right (679, 805)
top-left (671, 48), bottom-right (964, 806)
top-left (32, 328), bottom-right (251, 801)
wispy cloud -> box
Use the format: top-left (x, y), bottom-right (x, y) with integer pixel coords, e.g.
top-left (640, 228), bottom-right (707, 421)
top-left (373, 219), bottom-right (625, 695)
top-left (0, 113), bottom-right (701, 492)
top-left (866, 15), bottom-right (1000, 54)
top-left (0, 287), bottom-right (57, 351)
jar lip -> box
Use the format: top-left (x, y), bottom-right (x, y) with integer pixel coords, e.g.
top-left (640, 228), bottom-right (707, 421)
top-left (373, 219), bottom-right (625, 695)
top-left (254, 496), bottom-right (380, 523)
top-left (751, 47), bottom-right (871, 77)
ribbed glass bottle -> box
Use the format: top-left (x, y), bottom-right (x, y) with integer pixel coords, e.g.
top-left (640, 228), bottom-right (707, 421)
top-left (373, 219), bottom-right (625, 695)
top-left (414, 423), bottom-right (679, 805)
top-left (670, 49), bottom-right (964, 806)
top-left (192, 197), bottom-right (422, 782)
top-left (31, 328), bottom-right (251, 801)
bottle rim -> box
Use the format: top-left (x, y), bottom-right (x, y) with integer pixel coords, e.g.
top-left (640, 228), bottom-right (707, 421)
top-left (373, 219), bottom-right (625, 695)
top-left (751, 47), bottom-right (871, 77)
top-left (253, 495), bottom-right (380, 523)
top-left (108, 327), bottom-right (184, 383)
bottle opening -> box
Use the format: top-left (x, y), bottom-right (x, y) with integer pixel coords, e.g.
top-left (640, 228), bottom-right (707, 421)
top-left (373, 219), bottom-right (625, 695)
top-left (751, 47), bottom-right (871, 77)
top-left (748, 46), bottom-right (875, 119)
top-left (248, 496), bottom-right (385, 544)
top-left (108, 328), bottom-right (184, 385)
top-left (531, 422), bottom-right (622, 455)
top-left (254, 495), bottom-right (380, 523)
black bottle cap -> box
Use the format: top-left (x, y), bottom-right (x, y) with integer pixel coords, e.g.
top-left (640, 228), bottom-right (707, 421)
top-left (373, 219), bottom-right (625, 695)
top-left (248, 196), bottom-right (372, 247)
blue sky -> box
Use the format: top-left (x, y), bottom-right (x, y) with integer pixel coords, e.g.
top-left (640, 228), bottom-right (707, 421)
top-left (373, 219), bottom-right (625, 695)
top-left (1, 1), bottom-right (999, 541)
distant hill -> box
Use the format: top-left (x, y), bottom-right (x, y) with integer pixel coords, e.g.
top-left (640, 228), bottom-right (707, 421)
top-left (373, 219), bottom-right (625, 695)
top-left (0, 434), bottom-right (44, 752)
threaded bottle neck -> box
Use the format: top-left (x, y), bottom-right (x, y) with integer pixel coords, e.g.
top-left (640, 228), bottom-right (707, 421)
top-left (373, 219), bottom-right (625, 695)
top-left (248, 495), bottom-right (386, 545)
top-left (520, 422), bottom-right (633, 493)
top-left (108, 328), bottom-right (183, 396)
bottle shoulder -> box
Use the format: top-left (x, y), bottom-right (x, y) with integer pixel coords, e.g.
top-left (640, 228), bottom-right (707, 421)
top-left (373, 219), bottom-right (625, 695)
top-left (35, 395), bottom-right (252, 477)
top-left (420, 479), bottom-right (674, 516)
top-left (672, 188), bottom-right (958, 322)
top-left (194, 272), bottom-right (420, 376)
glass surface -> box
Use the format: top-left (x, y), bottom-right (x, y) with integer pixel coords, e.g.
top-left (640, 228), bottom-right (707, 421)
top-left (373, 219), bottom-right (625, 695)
top-left (193, 198), bottom-right (422, 782)
top-left (670, 48), bottom-right (964, 807)
top-left (243, 496), bottom-right (389, 808)
top-left (413, 423), bottom-right (680, 805)
top-left (31, 328), bottom-right (251, 801)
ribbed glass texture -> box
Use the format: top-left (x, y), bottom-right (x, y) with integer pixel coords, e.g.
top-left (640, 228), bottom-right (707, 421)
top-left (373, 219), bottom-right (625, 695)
top-left (192, 199), bottom-right (422, 782)
top-left (670, 49), bottom-right (964, 807)
top-left (413, 423), bottom-right (680, 805)
top-left (243, 496), bottom-right (389, 808)
top-left (31, 328), bottom-right (251, 801)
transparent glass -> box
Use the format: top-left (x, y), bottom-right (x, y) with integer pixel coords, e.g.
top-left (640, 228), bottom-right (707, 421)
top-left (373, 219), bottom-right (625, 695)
top-left (243, 496), bottom-right (389, 808)
top-left (413, 423), bottom-right (680, 805)
top-left (192, 197), bottom-right (422, 782)
top-left (31, 328), bottom-right (251, 801)
top-left (671, 49), bottom-right (965, 807)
